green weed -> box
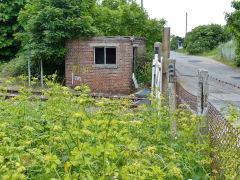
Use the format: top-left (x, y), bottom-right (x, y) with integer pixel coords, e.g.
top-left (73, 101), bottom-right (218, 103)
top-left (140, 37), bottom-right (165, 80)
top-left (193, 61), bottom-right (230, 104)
top-left (0, 77), bottom-right (212, 179)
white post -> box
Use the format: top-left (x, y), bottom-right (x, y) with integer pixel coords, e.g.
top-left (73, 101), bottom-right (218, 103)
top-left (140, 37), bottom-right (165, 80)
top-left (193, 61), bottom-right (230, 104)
top-left (40, 59), bottom-right (43, 88)
top-left (152, 42), bottom-right (162, 94)
top-left (28, 59), bottom-right (31, 87)
top-left (151, 59), bottom-right (155, 93)
top-left (72, 73), bottom-right (74, 85)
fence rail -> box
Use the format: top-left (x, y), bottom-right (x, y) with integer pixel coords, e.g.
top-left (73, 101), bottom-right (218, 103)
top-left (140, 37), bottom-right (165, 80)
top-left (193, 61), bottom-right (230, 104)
top-left (176, 82), bottom-right (240, 179)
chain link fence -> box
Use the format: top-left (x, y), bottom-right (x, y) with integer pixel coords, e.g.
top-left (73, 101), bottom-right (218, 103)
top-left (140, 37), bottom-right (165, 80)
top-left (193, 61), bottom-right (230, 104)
top-left (176, 82), bottom-right (240, 179)
top-left (176, 82), bottom-right (197, 113)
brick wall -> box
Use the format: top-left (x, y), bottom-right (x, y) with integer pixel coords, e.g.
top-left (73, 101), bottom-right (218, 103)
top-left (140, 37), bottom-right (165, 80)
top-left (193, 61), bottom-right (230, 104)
top-left (65, 37), bottom-right (146, 94)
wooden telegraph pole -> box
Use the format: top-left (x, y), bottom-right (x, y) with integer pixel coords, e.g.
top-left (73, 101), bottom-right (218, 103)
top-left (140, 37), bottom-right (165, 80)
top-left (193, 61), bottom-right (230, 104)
top-left (186, 12), bottom-right (188, 36)
top-left (162, 27), bottom-right (171, 94)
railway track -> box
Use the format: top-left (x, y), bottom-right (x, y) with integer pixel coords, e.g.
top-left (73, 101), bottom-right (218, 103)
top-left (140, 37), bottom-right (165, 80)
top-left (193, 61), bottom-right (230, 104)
top-left (0, 88), bottom-right (148, 108)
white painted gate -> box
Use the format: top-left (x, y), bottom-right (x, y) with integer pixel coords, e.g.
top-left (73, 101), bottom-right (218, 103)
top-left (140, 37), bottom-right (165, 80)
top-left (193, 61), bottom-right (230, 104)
top-left (151, 54), bottom-right (162, 99)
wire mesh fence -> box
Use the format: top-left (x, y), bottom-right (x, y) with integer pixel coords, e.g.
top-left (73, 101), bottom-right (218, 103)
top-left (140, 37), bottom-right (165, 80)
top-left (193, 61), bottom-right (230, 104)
top-left (176, 82), bottom-right (240, 179)
top-left (176, 82), bottom-right (197, 114)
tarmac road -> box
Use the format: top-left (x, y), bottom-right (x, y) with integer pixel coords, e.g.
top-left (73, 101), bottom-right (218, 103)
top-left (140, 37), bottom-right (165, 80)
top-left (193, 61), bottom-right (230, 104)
top-left (170, 51), bottom-right (240, 124)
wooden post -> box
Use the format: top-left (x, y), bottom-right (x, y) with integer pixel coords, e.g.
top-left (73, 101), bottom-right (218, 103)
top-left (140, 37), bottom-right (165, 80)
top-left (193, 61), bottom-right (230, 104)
top-left (162, 27), bottom-right (171, 94)
top-left (40, 59), bottom-right (43, 88)
top-left (28, 59), bottom-right (31, 87)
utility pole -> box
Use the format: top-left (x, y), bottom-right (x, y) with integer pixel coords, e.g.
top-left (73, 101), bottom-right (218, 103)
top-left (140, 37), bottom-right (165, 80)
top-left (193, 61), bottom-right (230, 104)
top-left (186, 12), bottom-right (188, 36)
top-left (141, 0), bottom-right (143, 8)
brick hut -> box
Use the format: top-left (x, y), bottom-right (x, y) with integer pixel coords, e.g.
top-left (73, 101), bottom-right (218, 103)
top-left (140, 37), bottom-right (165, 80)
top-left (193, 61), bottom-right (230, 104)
top-left (65, 36), bottom-right (146, 94)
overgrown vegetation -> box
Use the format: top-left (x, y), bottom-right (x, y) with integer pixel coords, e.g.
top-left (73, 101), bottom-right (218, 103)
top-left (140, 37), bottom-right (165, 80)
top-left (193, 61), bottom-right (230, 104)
top-left (183, 24), bottom-right (230, 54)
top-left (0, 0), bottom-right (166, 78)
top-left (170, 35), bottom-right (179, 50)
top-left (0, 77), bottom-right (211, 179)
top-left (0, 0), bottom-right (26, 62)
top-left (135, 52), bottom-right (153, 87)
top-left (226, 0), bottom-right (240, 66)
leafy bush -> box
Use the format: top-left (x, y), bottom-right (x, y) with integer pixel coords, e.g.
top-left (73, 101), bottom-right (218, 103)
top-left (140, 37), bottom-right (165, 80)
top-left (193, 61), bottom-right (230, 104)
top-left (183, 24), bottom-right (230, 54)
top-left (171, 35), bottom-right (178, 50)
top-left (0, 78), bottom-right (211, 179)
top-left (135, 51), bottom-right (153, 87)
top-left (0, 62), bottom-right (7, 73)
top-left (16, 0), bottom-right (97, 76)
top-left (0, 0), bottom-right (26, 62)
top-left (1, 56), bottom-right (27, 76)
top-left (10, 0), bottom-right (165, 78)
top-left (226, 1), bottom-right (240, 66)
top-left (93, 0), bottom-right (166, 51)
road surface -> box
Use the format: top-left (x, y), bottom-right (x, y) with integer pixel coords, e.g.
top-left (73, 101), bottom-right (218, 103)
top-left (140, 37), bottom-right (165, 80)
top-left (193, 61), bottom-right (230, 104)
top-left (171, 51), bottom-right (240, 124)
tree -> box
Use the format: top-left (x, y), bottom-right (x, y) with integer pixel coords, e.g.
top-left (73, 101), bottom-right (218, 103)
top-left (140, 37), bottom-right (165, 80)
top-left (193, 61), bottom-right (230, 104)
top-left (11, 0), bottom-right (165, 77)
top-left (0, 0), bottom-right (26, 61)
top-left (94, 0), bottom-right (166, 50)
top-left (226, 1), bottom-right (240, 66)
top-left (171, 35), bottom-right (178, 50)
top-left (16, 0), bottom-right (97, 75)
top-left (183, 24), bottom-right (230, 54)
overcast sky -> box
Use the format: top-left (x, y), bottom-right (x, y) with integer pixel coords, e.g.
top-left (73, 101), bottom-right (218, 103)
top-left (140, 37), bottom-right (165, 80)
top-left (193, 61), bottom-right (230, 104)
top-left (135, 0), bottom-right (234, 37)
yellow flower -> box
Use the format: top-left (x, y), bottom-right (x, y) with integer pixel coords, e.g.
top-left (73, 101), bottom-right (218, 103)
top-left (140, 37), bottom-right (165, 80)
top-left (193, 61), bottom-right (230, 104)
top-left (73, 112), bottom-right (85, 119)
top-left (0, 156), bottom-right (4, 163)
top-left (22, 126), bottom-right (35, 132)
top-left (17, 166), bottom-right (26, 173)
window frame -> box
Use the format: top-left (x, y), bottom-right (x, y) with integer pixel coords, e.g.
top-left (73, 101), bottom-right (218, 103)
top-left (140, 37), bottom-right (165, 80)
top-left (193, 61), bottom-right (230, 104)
top-left (94, 47), bottom-right (117, 65)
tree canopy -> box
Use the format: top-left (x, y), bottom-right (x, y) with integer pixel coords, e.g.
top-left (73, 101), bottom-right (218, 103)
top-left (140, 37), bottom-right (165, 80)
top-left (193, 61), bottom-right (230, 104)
top-left (183, 24), bottom-right (230, 54)
top-left (0, 0), bottom-right (26, 61)
top-left (17, 0), bottom-right (97, 63)
top-left (170, 35), bottom-right (178, 50)
top-left (94, 0), bottom-right (165, 50)
top-left (226, 0), bottom-right (240, 66)
top-left (1, 0), bottom-right (166, 76)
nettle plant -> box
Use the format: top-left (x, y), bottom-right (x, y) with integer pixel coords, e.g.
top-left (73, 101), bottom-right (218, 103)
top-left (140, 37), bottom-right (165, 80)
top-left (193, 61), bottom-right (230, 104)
top-left (0, 76), bottom-right (211, 179)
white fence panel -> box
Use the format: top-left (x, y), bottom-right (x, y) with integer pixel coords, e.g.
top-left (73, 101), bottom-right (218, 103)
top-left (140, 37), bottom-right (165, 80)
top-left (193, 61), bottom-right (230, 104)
top-left (151, 55), bottom-right (162, 99)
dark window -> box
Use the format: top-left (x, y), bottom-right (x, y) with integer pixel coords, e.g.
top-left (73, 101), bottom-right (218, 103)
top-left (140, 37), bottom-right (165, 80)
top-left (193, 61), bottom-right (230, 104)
top-left (106, 48), bottom-right (116, 64)
top-left (94, 47), bottom-right (116, 64)
top-left (95, 48), bottom-right (104, 64)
